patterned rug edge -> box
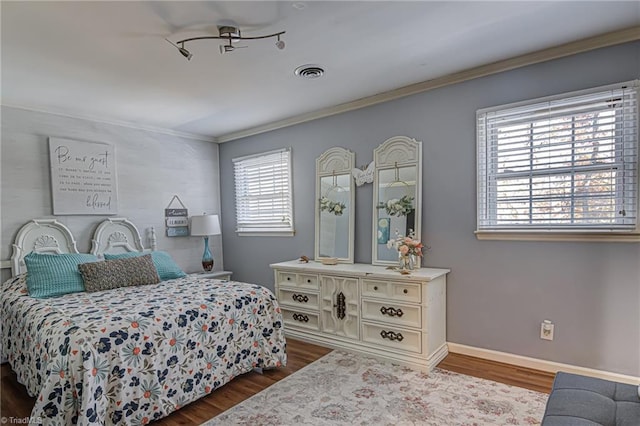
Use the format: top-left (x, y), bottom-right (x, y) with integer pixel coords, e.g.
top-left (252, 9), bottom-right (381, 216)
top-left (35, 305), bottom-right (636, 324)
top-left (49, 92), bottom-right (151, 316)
top-left (200, 349), bottom-right (547, 426)
top-left (198, 348), bottom-right (337, 426)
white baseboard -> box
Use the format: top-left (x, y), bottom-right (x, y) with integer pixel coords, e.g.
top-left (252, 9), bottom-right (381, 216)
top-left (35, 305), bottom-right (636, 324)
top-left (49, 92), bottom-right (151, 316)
top-left (447, 342), bottom-right (640, 385)
top-left (428, 343), bottom-right (449, 370)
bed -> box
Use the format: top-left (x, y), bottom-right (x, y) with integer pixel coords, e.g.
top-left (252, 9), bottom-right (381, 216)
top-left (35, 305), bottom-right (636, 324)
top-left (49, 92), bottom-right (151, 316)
top-left (2, 218), bottom-right (287, 425)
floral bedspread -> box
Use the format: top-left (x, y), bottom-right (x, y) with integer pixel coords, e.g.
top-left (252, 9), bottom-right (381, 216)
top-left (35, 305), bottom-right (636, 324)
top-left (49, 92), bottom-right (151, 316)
top-left (1, 274), bottom-right (286, 425)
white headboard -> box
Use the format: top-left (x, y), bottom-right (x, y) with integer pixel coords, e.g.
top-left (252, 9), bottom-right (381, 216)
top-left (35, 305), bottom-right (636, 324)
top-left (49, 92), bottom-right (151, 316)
top-left (11, 219), bottom-right (79, 276)
top-left (90, 218), bottom-right (146, 257)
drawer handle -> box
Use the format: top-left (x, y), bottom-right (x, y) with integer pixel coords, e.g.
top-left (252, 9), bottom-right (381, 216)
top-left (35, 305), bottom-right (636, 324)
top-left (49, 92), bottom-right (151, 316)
top-left (292, 294), bottom-right (309, 303)
top-left (380, 306), bottom-right (404, 318)
top-left (307, 279), bottom-right (312, 283)
top-left (374, 286), bottom-right (378, 291)
top-left (380, 330), bottom-right (404, 342)
top-left (292, 313), bottom-right (309, 323)
top-left (333, 292), bottom-right (346, 320)
top-left (287, 277), bottom-right (291, 281)
top-left (403, 289), bottom-right (408, 294)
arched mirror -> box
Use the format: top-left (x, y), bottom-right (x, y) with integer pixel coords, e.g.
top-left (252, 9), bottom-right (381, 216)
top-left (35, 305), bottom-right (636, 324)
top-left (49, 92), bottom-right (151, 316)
top-left (372, 136), bottom-right (422, 267)
top-left (315, 147), bottom-right (355, 263)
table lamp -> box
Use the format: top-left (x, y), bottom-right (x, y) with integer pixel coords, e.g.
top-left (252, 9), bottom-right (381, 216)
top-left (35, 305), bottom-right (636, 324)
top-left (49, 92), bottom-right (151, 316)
top-left (190, 214), bottom-right (221, 271)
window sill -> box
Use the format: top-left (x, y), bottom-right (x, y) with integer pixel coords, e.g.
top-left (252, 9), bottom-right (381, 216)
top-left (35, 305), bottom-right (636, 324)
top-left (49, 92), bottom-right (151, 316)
top-left (475, 230), bottom-right (640, 242)
top-left (237, 231), bottom-right (295, 237)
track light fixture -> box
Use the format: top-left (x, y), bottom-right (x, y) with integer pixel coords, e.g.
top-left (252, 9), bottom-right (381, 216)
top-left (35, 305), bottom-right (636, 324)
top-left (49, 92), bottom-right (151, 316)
top-left (167, 22), bottom-right (285, 60)
top-left (165, 39), bottom-right (193, 60)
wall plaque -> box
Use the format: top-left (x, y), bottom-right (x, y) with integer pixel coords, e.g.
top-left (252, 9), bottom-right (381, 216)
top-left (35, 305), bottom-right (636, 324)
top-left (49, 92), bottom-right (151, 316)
top-left (165, 195), bottom-right (189, 237)
top-left (49, 137), bottom-right (118, 215)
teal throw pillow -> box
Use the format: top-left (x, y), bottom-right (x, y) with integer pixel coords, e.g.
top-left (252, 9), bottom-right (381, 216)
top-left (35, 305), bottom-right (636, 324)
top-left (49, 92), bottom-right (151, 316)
top-left (24, 252), bottom-right (99, 298)
top-left (103, 251), bottom-right (187, 281)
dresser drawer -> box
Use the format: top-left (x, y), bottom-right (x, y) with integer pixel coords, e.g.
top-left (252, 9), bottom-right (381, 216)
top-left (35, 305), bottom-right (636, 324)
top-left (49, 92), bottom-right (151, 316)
top-left (282, 309), bottom-right (320, 331)
top-left (278, 288), bottom-right (320, 310)
top-left (361, 299), bottom-right (421, 329)
top-left (276, 271), bottom-right (319, 290)
top-left (361, 279), bottom-right (421, 303)
top-left (361, 322), bottom-right (421, 354)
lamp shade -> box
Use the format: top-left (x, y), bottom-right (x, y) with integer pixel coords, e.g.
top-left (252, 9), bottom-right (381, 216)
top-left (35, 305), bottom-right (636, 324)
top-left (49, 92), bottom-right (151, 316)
top-left (191, 214), bottom-right (221, 236)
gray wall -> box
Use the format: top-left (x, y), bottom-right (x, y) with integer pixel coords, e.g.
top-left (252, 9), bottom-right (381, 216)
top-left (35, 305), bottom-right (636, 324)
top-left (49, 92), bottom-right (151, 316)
top-left (1, 106), bottom-right (223, 282)
top-left (219, 41), bottom-right (640, 376)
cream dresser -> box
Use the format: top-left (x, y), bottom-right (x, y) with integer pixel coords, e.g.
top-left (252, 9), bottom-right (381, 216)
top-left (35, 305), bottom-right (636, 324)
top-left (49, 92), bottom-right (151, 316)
top-left (270, 260), bottom-right (450, 371)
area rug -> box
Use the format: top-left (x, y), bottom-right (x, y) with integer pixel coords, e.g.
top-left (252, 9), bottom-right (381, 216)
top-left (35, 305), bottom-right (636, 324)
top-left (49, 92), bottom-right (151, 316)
top-left (202, 350), bottom-right (548, 425)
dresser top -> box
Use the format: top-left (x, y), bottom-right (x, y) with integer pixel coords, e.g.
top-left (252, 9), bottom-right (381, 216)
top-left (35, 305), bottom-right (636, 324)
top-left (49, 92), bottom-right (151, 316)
top-left (270, 260), bottom-right (449, 282)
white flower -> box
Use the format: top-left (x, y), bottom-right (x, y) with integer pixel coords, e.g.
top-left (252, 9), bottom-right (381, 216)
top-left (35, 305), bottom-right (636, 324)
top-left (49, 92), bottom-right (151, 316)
top-left (320, 197), bottom-right (345, 216)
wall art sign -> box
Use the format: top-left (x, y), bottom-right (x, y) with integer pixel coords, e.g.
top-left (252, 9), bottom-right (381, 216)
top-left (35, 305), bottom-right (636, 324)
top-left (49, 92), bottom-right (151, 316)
top-left (165, 195), bottom-right (189, 237)
top-left (49, 137), bottom-right (118, 215)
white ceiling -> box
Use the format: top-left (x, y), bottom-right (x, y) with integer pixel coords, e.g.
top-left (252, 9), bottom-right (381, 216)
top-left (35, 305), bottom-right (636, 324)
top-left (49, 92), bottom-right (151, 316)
top-left (2, 1), bottom-right (639, 141)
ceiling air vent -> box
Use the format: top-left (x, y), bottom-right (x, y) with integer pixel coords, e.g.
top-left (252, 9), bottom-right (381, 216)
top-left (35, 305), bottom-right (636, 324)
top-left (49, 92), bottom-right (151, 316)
top-left (294, 64), bottom-right (324, 79)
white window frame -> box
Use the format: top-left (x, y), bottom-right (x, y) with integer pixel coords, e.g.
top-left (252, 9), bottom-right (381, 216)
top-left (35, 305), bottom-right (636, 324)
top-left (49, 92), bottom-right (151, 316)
top-left (233, 147), bottom-right (295, 237)
top-left (476, 81), bottom-right (640, 242)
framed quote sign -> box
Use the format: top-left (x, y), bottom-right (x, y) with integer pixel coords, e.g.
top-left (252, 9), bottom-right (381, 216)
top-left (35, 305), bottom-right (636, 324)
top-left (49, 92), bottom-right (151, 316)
top-left (49, 137), bottom-right (118, 215)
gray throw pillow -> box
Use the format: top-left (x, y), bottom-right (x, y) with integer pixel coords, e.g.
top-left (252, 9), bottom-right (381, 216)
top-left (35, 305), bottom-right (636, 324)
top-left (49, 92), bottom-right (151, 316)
top-left (78, 254), bottom-right (160, 292)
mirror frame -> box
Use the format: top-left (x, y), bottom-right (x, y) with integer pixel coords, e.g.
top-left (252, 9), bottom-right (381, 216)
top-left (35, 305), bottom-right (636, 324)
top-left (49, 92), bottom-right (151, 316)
top-left (371, 136), bottom-right (422, 267)
top-left (315, 147), bottom-right (356, 263)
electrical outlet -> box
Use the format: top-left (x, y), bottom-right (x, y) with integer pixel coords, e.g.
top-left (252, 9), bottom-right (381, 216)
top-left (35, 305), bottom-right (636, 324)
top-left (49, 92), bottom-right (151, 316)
top-left (540, 320), bottom-right (554, 341)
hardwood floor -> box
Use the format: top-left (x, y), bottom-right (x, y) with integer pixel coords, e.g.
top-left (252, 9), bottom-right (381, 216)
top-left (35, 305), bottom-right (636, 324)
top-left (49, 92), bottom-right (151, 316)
top-left (1, 339), bottom-right (554, 424)
top-left (438, 352), bottom-right (556, 394)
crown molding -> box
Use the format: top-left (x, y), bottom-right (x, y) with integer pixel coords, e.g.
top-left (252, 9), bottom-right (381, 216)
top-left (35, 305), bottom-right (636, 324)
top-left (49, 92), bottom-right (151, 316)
top-left (1, 104), bottom-right (218, 143)
top-left (217, 25), bottom-right (640, 143)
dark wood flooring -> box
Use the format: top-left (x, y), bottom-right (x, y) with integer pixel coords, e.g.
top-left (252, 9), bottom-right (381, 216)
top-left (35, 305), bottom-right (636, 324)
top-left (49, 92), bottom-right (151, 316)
top-left (1, 338), bottom-right (555, 424)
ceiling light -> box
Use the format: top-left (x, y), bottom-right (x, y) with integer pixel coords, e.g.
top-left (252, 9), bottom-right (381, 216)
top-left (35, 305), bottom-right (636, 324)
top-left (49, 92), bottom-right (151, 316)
top-left (295, 65), bottom-right (325, 79)
top-left (219, 44), bottom-right (236, 55)
top-left (167, 21), bottom-right (285, 59)
top-left (178, 43), bottom-right (193, 60)
top-left (165, 38), bottom-right (192, 61)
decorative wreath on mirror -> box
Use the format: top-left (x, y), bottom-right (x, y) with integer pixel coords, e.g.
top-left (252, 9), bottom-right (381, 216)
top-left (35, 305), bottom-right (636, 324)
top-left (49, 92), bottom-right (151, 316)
top-left (377, 195), bottom-right (414, 217)
top-left (320, 196), bottom-right (346, 216)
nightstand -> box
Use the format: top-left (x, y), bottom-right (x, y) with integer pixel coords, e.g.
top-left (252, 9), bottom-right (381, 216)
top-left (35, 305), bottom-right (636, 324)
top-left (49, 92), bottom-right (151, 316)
top-left (190, 271), bottom-right (233, 281)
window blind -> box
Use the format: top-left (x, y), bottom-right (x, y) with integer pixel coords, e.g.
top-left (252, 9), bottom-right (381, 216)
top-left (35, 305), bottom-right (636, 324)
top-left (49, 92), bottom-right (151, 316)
top-left (233, 148), bottom-right (294, 234)
top-left (477, 81), bottom-right (638, 231)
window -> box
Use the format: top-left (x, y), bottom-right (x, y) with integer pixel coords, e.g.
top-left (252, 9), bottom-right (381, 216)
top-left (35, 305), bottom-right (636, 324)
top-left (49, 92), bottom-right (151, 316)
top-left (233, 147), bottom-right (294, 236)
top-left (477, 81), bottom-right (639, 240)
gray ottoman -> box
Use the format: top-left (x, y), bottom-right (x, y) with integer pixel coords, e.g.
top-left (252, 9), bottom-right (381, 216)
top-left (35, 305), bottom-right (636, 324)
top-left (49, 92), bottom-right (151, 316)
top-left (542, 372), bottom-right (640, 425)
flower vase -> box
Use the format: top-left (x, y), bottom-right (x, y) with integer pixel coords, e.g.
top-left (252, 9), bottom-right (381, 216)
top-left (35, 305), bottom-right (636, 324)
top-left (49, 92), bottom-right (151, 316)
top-left (398, 253), bottom-right (415, 271)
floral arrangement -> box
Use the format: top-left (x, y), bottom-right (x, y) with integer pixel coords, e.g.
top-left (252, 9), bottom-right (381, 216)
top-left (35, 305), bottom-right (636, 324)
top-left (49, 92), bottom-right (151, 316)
top-left (386, 229), bottom-right (424, 257)
top-left (319, 196), bottom-right (346, 216)
top-left (377, 195), bottom-right (414, 217)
